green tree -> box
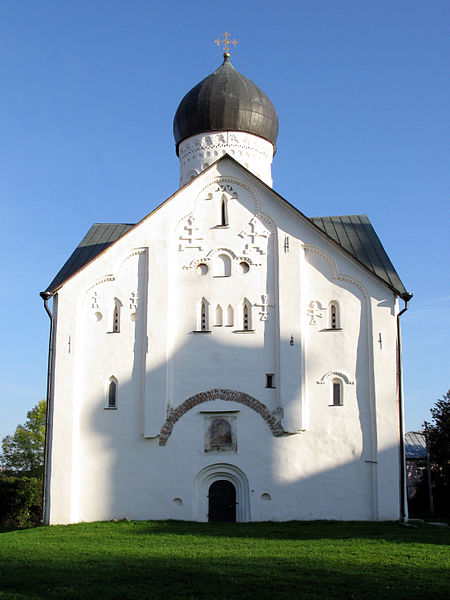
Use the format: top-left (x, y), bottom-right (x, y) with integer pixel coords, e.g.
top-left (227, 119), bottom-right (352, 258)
top-left (423, 390), bottom-right (450, 514)
top-left (1, 400), bottom-right (46, 478)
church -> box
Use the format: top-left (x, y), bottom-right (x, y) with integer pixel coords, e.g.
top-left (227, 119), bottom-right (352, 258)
top-left (40, 43), bottom-right (412, 524)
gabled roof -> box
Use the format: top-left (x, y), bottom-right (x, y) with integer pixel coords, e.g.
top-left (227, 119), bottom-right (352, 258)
top-left (45, 223), bottom-right (134, 293)
top-left (44, 156), bottom-right (407, 295)
top-left (310, 215), bottom-right (406, 294)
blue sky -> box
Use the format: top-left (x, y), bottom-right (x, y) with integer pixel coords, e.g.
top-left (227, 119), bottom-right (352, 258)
top-left (0, 0), bottom-right (448, 441)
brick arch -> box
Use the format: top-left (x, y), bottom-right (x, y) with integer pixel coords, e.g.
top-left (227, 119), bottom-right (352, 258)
top-left (158, 389), bottom-right (286, 446)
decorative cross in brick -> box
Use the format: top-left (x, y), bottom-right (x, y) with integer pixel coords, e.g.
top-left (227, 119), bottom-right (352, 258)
top-left (91, 291), bottom-right (99, 309)
top-left (255, 294), bottom-right (274, 321)
top-left (129, 292), bottom-right (138, 311)
top-left (179, 216), bottom-right (204, 251)
top-left (308, 301), bottom-right (324, 325)
top-left (238, 218), bottom-right (270, 255)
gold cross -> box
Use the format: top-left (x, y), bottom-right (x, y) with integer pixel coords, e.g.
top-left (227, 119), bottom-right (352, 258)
top-left (214, 32), bottom-right (238, 56)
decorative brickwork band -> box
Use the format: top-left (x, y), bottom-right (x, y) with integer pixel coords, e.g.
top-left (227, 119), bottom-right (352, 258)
top-left (158, 389), bottom-right (286, 446)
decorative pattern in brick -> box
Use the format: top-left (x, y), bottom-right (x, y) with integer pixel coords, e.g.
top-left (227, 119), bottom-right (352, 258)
top-left (158, 389), bottom-right (286, 446)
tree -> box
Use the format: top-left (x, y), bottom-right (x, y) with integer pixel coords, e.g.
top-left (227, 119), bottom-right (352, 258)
top-left (423, 390), bottom-right (450, 514)
top-left (1, 400), bottom-right (46, 478)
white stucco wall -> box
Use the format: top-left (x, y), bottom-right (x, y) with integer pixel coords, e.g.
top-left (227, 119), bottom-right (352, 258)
top-left (178, 131), bottom-right (274, 188)
top-left (47, 157), bottom-right (401, 524)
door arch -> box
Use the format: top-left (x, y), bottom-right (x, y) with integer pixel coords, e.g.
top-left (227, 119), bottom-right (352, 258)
top-left (208, 480), bottom-right (236, 522)
top-left (194, 463), bottom-right (251, 522)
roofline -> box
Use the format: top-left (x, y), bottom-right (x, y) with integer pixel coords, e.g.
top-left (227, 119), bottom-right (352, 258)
top-left (46, 154), bottom-right (406, 296)
top-left (215, 155), bottom-right (407, 296)
top-left (45, 160), bottom-right (223, 294)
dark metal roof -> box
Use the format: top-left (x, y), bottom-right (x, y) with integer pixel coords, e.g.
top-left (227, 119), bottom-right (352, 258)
top-left (45, 223), bottom-right (134, 293)
top-left (173, 57), bottom-right (279, 155)
top-left (310, 214), bottom-right (407, 294)
top-left (405, 432), bottom-right (427, 459)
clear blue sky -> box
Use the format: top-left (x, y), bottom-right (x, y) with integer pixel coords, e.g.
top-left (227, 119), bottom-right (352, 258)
top-left (0, 0), bottom-right (448, 441)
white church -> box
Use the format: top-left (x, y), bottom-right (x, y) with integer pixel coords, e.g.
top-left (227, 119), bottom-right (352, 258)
top-left (41, 47), bottom-right (412, 524)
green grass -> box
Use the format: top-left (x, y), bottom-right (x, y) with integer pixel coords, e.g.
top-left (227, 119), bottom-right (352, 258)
top-left (0, 521), bottom-right (449, 599)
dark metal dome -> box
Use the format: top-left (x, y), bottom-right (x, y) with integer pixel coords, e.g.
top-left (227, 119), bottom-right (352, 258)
top-left (173, 57), bottom-right (279, 155)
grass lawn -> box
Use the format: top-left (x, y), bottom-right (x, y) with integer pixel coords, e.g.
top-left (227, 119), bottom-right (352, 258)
top-left (0, 520), bottom-right (449, 599)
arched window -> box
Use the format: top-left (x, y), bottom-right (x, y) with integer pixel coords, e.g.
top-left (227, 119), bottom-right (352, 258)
top-left (220, 194), bottom-right (228, 226)
top-left (214, 254), bottom-right (231, 277)
top-left (226, 304), bottom-right (234, 327)
top-left (198, 298), bottom-right (210, 331)
top-left (113, 304), bottom-right (120, 332)
top-left (242, 299), bottom-right (252, 331)
top-left (215, 305), bottom-right (223, 326)
top-left (331, 378), bottom-right (343, 406)
top-left (111, 298), bottom-right (122, 333)
top-left (107, 377), bottom-right (118, 409)
top-left (328, 301), bottom-right (340, 329)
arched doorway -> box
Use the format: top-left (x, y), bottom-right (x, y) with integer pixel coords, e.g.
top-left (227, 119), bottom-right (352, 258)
top-left (208, 480), bottom-right (236, 522)
top-left (194, 463), bottom-right (250, 522)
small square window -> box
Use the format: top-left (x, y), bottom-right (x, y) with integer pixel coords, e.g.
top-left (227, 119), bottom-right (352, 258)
top-left (266, 374), bottom-right (275, 388)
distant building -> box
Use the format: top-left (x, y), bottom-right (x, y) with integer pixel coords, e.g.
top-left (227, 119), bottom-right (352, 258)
top-left (41, 52), bottom-right (411, 524)
top-left (405, 431), bottom-right (428, 504)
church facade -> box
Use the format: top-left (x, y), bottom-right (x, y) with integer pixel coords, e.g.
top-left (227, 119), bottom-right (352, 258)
top-left (41, 53), bottom-right (411, 524)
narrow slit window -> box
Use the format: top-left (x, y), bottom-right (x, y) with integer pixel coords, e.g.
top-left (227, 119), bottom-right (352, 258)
top-left (220, 195), bottom-right (228, 226)
top-left (332, 380), bottom-right (342, 406)
top-left (329, 302), bottom-right (340, 329)
top-left (243, 303), bottom-right (250, 330)
top-left (107, 378), bottom-right (117, 409)
top-left (113, 304), bottom-right (120, 332)
top-left (201, 300), bottom-right (208, 331)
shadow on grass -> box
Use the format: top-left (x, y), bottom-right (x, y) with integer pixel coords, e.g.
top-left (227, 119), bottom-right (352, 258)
top-left (0, 540), bottom-right (448, 600)
top-left (129, 519), bottom-right (450, 546)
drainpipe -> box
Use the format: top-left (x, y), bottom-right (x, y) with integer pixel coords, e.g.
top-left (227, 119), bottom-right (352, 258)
top-left (397, 291), bottom-right (413, 522)
top-left (40, 290), bottom-right (54, 525)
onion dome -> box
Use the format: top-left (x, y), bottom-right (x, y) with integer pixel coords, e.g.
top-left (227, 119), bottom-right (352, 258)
top-left (173, 56), bottom-right (279, 156)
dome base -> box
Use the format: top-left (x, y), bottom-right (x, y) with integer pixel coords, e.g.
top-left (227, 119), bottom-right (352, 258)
top-left (179, 131), bottom-right (274, 188)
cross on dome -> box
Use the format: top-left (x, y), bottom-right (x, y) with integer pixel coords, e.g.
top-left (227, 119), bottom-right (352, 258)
top-left (214, 31), bottom-right (238, 58)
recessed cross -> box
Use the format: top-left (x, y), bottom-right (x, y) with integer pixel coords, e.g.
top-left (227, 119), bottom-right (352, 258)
top-left (238, 218), bottom-right (269, 255)
top-left (308, 301), bottom-right (323, 325)
top-left (91, 291), bottom-right (99, 309)
top-left (255, 294), bottom-right (274, 321)
top-left (179, 216), bottom-right (204, 251)
top-left (214, 32), bottom-right (238, 56)
top-left (129, 292), bottom-right (138, 311)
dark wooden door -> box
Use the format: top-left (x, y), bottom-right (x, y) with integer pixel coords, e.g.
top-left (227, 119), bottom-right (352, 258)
top-left (208, 480), bottom-right (236, 522)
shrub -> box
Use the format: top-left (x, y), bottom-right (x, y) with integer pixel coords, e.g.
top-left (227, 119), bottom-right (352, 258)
top-left (0, 476), bottom-right (42, 527)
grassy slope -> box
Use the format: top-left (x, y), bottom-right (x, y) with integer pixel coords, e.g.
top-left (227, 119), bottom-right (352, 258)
top-left (0, 521), bottom-right (449, 600)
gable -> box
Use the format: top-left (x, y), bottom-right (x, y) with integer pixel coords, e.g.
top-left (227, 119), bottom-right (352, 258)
top-left (44, 157), bottom-right (406, 295)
